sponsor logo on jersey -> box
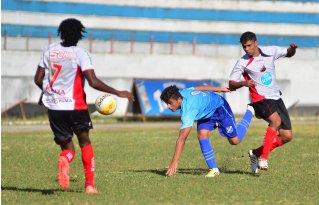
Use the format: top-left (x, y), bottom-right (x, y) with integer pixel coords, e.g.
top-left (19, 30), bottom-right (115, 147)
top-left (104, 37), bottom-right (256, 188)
top-left (45, 97), bottom-right (73, 104)
top-left (45, 84), bottom-right (65, 95)
top-left (261, 72), bottom-right (272, 86)
top-left (191, 91), bottom-right (206, 96)
top-left (50, 50), bottom-right (73, 59)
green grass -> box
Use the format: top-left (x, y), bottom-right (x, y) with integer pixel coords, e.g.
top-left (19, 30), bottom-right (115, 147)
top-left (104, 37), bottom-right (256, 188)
top-left (2, 122), bottom-right (319, 205)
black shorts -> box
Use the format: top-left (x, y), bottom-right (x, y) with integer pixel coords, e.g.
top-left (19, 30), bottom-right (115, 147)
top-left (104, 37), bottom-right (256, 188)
top-left (48, 110), bottom-right (93, 145)
top-left (251, 98), bottom-right (292, 130)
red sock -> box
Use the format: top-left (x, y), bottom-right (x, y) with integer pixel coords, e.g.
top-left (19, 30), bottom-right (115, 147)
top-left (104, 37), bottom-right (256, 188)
top-left (253, 133), bottom-right (283, 158)
top-left (271, 135), bottom-right (283, 150)
top-left (81, 144), bottom-right (95, 187)
top-left (60, 150), bottom-right (75, 163)
top-left (260, 127), bottom-right (277, 160)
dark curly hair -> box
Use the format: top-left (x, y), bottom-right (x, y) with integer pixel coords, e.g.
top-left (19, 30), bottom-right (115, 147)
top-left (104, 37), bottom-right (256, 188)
top-left (240, 31), bottom-right (257, 44)
top-left (160, 85), bottom-right (182, 103)
top-left (57, 18), bottom-right (86, 46)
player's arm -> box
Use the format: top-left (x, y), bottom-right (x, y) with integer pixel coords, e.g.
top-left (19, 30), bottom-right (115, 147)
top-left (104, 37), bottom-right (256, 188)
top-left (83, 69), bottom-right (134, 101)
top-left (286, 44), bottom-right (298, 57)
top-left (195, 85), bottom-right (230, 92)
top-left (228, 80), bottom-right (255, 91)
top-left (34, 66), bottom-right (45, 105)
top-left (34, 66), bottom-right (45, 90)
top-left (166, 127), bottom-right (192, 177)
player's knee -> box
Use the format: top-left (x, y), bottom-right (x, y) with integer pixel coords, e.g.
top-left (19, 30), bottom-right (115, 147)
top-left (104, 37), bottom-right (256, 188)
top-left (228, 137), bottom-right (240, 145)
top-left (270, 120), bottom-right (281, 130)
top-left (281, 132), bottom-right (293, 143)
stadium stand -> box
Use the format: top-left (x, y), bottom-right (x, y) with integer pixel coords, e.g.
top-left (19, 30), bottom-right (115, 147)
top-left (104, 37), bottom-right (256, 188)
top-left (2, 0), bottom-right (319, 116)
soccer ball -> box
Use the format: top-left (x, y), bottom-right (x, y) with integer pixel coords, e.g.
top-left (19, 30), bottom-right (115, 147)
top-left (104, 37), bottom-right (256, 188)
top-left (95, 94), bottom-right (117, 115)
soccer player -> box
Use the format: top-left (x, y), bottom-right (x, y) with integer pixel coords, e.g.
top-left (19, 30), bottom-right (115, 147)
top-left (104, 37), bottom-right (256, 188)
top-left (160, 85), bottom-right (254, 177)
top-left (229, 31), bottom-right (298, 173)
top-left (34, 18), bottom-right (134, 194)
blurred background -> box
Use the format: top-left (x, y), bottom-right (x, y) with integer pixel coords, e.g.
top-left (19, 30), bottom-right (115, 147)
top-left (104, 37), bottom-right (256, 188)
top-left (2, 0), bottom-right (319, 119)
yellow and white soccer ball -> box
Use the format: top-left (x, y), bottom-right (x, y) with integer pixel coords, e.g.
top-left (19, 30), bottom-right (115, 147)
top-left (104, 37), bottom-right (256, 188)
top-left (95, 94), bottom-right (117, 115)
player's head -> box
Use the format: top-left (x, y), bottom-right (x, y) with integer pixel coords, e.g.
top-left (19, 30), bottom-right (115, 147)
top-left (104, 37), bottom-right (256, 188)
top-left (240, 31), bottom-right (259, 57)
top-left (240, 31), bottom-right (257, 44)
top-left (58, 18), bottom-right (86, 46)
top-left (160, 85), bottom-right (182, 112)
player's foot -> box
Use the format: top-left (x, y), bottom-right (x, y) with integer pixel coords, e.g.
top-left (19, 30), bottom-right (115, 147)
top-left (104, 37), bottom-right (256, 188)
top-left (205, 168), bottom-right (220, 178)
top-left (247, 104), bottom-right (255, 116)
top-left (85, 185), bottom-right (98, 194)
top-left (258, 158), bottom-right (269, 170)
top-left (58, 156), bottom-right (70, 189)
top-left (248, 150), bottom-right (259, 174)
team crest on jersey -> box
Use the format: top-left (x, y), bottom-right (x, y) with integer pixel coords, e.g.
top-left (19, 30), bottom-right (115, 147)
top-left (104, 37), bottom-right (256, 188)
top-left (261, 72), bottom-right (272, 86)
top-left (226, 126), bottom-right (233, 134)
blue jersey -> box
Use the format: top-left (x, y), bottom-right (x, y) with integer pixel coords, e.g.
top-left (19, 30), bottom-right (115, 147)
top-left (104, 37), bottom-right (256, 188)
top-left (180, 87), bottom-right (224, 129)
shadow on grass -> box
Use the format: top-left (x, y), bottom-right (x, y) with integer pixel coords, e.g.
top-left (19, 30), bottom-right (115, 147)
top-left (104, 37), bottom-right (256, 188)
top-left (1, 186), bottom-right (81, 195)
top-left (129, 168), bottom-right (259, 177)
top-left (220, 169), bottom-right (260, 177)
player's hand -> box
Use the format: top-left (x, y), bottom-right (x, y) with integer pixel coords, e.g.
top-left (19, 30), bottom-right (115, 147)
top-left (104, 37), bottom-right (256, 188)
top-left (245, 80), bottom-right (255, 88)
top-left (289, 44), bottom-right (298, 50)
top-left (166, 161), bottom-right (178, 177)
top-left (118, 91), bottom-right (135, 101)
top-left (219, 87), bottom-right (231, 92)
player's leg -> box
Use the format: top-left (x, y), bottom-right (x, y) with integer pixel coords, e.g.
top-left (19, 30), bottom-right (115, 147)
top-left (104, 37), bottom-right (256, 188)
top-left (251, 99), bottom-right (282, 170)
top-left (253, 100), bottom-right (293, 158)
top-left (58, 140), bottom-right (75, 189)
top-left (236, 105), bottom-right (254, 141)
top-left (72, 110), bottom-right (96, 194)
top-left (197, 119), bottom-right (220, 177)
top-left (277, 99), bottom-right (293, 144)
top-left (48, 110), bottom-right (75, 189)
top-left (216, 98), bottom-right (252, 145)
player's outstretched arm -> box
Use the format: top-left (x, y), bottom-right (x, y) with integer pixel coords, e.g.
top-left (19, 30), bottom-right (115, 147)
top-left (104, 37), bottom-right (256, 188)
top-left (166, 127), bottom-right (192, 177)
top-left (195, 85), bottom-right (230, 92)
top-left (83, 70), bottom-right (134, 101)
top-left (286, 44), bottom-right (298, 57)
top-left (229, 80), bottom-right (255, 91)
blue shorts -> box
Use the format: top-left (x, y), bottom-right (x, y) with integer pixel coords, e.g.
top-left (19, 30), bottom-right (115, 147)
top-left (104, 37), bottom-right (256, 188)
top-left (197, 98), bottom-right (237, 138)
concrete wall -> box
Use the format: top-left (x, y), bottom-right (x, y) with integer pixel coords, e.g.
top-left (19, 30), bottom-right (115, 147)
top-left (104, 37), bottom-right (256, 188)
top-left (2, 48), bottom-right (319, 115)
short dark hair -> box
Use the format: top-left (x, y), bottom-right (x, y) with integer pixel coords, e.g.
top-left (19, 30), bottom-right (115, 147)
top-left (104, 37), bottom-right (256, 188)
top-left (58, 18), bottom-right (86, 46)
top-left (240, 31), bottom-right (257, 44)
top-left (160, 85), bottom-right (182, 103)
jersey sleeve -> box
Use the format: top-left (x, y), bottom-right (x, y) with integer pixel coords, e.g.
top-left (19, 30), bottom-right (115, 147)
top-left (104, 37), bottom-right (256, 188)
top-left (79, 49), bottom-right (94, 71)
top-left (38, 46), bottom-right (50, 69)
top-left (229, 60), bottom-right (244, 81)
top-left (265, 46), bottom-right (287, 60)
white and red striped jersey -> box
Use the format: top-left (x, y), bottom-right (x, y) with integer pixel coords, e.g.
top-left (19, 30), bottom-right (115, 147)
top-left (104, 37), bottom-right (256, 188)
top-left (38, 43), bottom-right (94, 110)
top-left (229, 46), bottom-right (287, 103)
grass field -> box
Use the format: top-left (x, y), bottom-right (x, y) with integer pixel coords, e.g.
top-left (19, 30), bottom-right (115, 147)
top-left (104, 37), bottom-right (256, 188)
top-left (1, 120), bottom-right (319, 205)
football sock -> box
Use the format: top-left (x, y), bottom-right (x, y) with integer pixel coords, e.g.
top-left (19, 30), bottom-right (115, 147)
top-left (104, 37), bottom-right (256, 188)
top-left (253, 135), bottom-right (283, 157)
top-left (199, 138), bottom-right (217, 169)
top-left (272, 135), bottom-right (283, 148)
top-left (60, 150), bottom-right (75, 163)
top-left (260, 127), bottom-right (277, 159)
top-left (236, 109), bottom-right (253, 142)
top-left (81, 144), bottom-right (95, 187)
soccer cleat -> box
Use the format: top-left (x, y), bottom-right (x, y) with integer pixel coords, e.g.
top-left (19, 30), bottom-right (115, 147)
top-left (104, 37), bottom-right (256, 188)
top-left (205, 168), bottom-right (220, 178)
top-left (247, 104), bottom-right (255, 116)
top-left (85, 185), bottom-right (98, 194)
top-left (258, 158), bottom-right (269, 170)
top-left (248, 150), bottom-right (259, 174)
top-left (58, 156), bottom-right (70, 189)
